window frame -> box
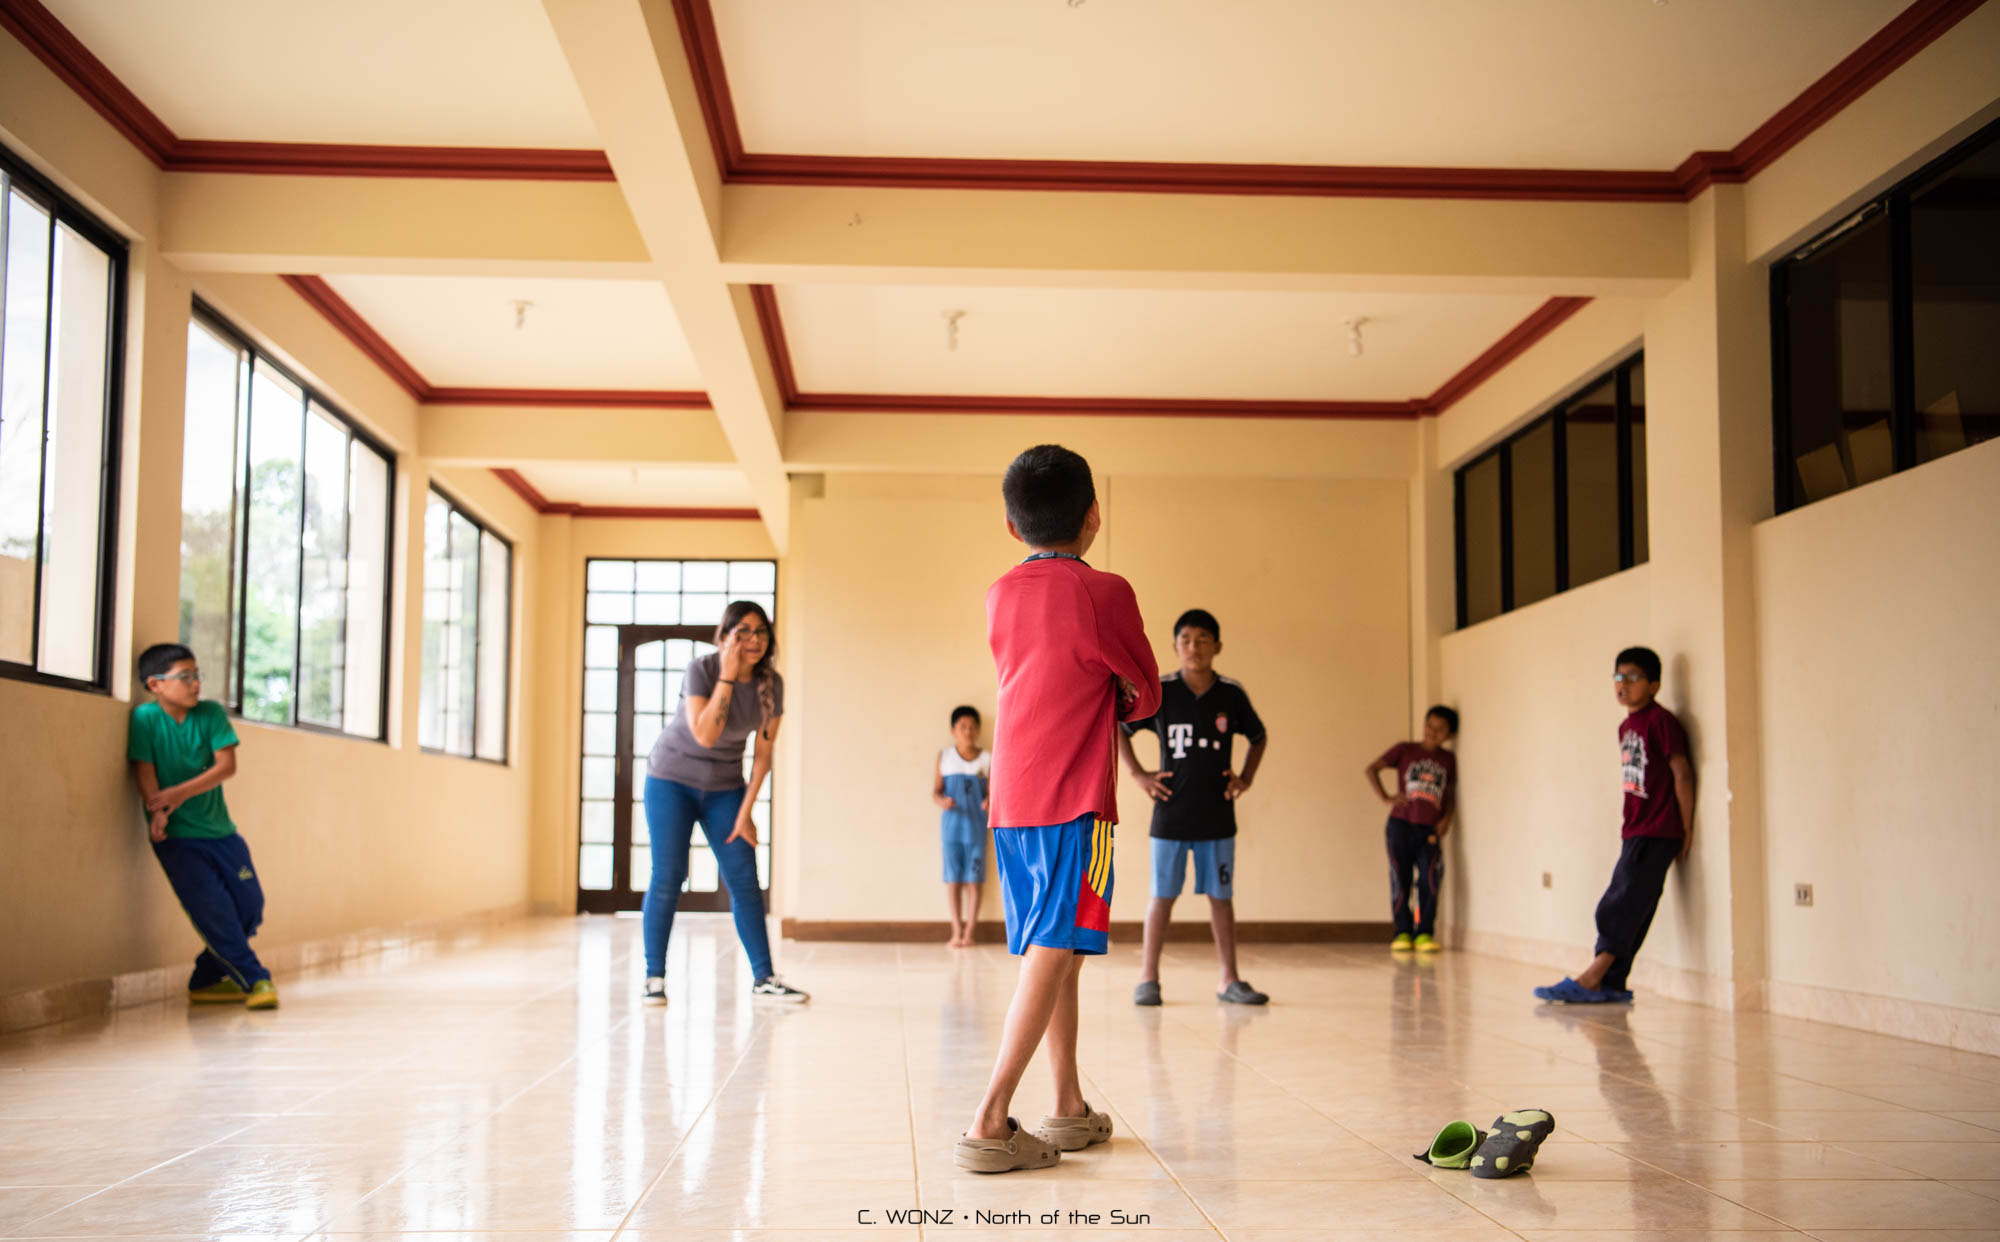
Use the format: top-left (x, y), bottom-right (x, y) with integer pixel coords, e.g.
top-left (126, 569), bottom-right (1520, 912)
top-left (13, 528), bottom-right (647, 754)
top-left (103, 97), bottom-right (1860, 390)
top-left (190, 302), bottom-right (397, 741)
top-left (0, 143), bottom-right (128, 695)
top-left (420, 484), bottom-right (513, 765)
top-left (1771, 115), bottom-right (2000, 514)
top-left (1454, 352), bottom-right (1646, 629)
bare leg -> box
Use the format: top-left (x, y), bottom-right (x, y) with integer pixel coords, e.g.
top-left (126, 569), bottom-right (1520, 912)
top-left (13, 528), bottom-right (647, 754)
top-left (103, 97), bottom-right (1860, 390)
top-left (969, 946), bottom-right (1077, 1139)
top-left (1139, 896), bottom-right (1173, 983)
top-left (1575, 951), bottom-right (1618, 990)
top-left (961, 881), bottom-right (984, 944)
top-left (1043, 954), bottom-right (1088, 1117)
top-left (1209, 896), bottom-right (1240, 988)
top-left (945, 883), bottom-right (965, 945)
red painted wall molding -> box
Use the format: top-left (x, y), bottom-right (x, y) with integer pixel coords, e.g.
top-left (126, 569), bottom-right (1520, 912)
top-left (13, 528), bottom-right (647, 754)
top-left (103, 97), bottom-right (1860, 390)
top-left (490, 468), bottom-right (759, 521)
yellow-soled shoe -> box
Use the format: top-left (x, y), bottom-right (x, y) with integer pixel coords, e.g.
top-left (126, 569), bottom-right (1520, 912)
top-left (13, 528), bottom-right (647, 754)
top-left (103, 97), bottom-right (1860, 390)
top-left (1413, 934), bottom-right (1442, 953)
top-left (244, 979), bottom-right (279, 1010)
top-left (188, 980), bottom-right (246, 1004)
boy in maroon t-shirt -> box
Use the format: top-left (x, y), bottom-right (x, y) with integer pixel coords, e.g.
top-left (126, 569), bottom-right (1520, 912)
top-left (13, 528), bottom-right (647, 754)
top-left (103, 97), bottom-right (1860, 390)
top-left (1365, 705), bottom-right (1459, 952)
top-left (954, 445), bottom-right (1161, 1174)
top-left (1535, 646), bottom-right (1696, 1004)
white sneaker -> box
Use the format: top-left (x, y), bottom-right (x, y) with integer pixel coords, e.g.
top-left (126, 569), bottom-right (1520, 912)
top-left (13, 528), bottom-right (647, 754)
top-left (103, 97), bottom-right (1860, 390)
top-left (751, 976), bottom-right (810, 1003)
top-left (642, 977), bottom-right (667, 1006)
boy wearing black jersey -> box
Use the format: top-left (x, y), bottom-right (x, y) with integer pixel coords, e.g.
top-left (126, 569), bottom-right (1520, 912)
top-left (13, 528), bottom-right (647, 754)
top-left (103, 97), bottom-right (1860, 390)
top-left (1118, 609), bottom-right (1271, 1006)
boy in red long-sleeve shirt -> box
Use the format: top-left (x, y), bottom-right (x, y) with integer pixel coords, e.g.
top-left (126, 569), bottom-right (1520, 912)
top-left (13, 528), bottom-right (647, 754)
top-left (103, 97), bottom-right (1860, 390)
top-left (954, 445), bottom-right (1161, 1174)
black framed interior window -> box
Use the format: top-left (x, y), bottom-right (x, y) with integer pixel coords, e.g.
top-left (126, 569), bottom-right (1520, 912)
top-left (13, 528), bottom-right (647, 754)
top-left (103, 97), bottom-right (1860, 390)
top-left (181, 306), bottom-right (395, 738)
top-left (0, 143), bottom-right (126, 692)
top-left (420, 489), bottom-right (512, 762)
top-left (1773, 117), bottom-right (1999, 511)
top-left (1455, 353), bottom-right (1647, 628)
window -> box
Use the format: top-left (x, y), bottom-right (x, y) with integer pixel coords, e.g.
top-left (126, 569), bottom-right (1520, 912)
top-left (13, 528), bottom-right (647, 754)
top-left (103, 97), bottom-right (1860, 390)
top-left (420, 490), bottom-right (511, 761)
top-left (180, 309), bottom-right (394, 737)
top-left (1774, 117), bottom-right (2000, 510)
top-left (579, 559), bottom-right (777, 913)
top-left (0, 146), bottom-right (125, 690)
top-left (1455, 354), bottom-right (1647, 628)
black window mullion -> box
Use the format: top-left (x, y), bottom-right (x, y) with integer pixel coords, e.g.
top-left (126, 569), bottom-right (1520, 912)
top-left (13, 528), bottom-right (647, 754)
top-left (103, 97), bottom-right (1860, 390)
top-left (290, 391), bottom-right (308, 726)
top-left (1498, 441), bottom-right (1515, 615)
top-left (1887, 191), bottom-right (1916, 473)
top-left (1615, 366), bottom-right (1635, 570)
top-left (1551, 408), bottom-right (1570, 592)
top-left (233, 359), bottom-right (255, 714)
top-left (28, 206), bottom-right (56, 671)
top-left (470, 508), bottom-right (483, 759)
top-left (1770, 265), bottom-right (1795, 514)
top-left (335, 433), bottom-right (354, 730)
top-left (1453, 469), bottom-right (1468, 630)
top-left (91, 240), bottom-right (126, 689)
top-left (376, 450), bottom-right (395, 741)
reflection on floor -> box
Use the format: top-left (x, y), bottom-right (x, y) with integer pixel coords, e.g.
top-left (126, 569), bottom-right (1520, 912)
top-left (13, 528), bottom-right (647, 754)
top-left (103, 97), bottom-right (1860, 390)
top-left (2, 914), bottom-right (1998, 1240)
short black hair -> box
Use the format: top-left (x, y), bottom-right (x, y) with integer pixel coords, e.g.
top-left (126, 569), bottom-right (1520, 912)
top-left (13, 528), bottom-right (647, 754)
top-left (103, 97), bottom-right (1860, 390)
top-left (138, 643), bottom-right (195, 684)
top-left (1425, 705), bottom-right (1459, 735)
top-left (1002, 444), bottom-right (1096, 547)
top-left (950, 705), bottom-right (981, 728)
top-left (1173, 608), bottom-right (1220, 643)
top-left (1615, 646), bottom-right (1662, 682)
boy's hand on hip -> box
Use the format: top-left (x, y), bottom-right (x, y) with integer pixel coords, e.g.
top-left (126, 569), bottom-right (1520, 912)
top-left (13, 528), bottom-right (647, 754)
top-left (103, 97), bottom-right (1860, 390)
top-left (1134, 769), bottom-right (1173, 801)
top-left (1223, 772), bottom-right (1250, 801)
top-left (934, 793), bottom-right (955, 810)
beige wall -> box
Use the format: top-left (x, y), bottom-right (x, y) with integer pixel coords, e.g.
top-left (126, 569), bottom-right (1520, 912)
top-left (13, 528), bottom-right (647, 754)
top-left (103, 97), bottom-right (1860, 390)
top-left (782, 467), bottom-right (1412, 926)
top-left (1753, 438), bottom-right (2000, 1017)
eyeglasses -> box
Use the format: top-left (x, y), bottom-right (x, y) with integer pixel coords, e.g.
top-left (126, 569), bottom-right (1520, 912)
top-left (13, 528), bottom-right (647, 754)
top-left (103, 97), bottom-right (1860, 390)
top-left (152, 669), bottom-right (202, 685)
top-left (1611, 672), bottom-right (1648, 684)
top-left (728, 625), bottom-right (771, 642)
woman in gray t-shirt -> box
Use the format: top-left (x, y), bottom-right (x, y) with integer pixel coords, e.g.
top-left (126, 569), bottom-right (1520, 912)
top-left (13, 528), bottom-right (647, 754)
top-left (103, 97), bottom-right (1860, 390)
top-left (640, 601), bottom-right (807, 1004)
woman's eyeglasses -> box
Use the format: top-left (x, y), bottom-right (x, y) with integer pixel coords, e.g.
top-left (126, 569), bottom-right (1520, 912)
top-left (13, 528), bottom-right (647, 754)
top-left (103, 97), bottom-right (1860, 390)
top-left (729, 626), bottom-right (771, 642)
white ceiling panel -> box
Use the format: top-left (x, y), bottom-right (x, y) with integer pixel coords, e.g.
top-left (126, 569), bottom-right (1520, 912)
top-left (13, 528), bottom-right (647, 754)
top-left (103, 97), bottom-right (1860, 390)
top-left (777, 284), bottom-right (1551, 402)
top-left (520, 465), bottom-right (755, 509)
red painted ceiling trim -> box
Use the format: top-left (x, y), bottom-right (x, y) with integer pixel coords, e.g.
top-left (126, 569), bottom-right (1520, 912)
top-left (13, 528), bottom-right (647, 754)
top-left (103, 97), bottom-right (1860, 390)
top-left (491, 467), bottom-right (553, 511)
top-left (748, 284), bottom-right (799, 404)
top-left (279, 274), bottom-right (429, 401)
top-left (0, 0), bottom-right (173, 164)
top-left (1422, 296), bottom-right (1594, 416)
top-left (675, 0), bottom-right (1984, 203)
top-left (426, 387), bottom-right (710, 409)
top-left (169, 141), bottom-right (614, 181)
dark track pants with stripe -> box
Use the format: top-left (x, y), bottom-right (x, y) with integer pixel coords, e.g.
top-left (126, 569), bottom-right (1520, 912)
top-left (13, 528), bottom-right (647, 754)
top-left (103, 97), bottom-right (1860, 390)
top-left (1593, 834), bottom-right (1681, 993)
top-left (1385, 817), bottom-right (1444, 937)
top-left (153, 834), bottom-right (270, 990)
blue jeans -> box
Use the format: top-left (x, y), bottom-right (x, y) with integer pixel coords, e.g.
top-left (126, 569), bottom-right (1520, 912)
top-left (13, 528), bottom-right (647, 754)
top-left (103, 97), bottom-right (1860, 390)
top-left (641, 776), bottom-right (772, 980)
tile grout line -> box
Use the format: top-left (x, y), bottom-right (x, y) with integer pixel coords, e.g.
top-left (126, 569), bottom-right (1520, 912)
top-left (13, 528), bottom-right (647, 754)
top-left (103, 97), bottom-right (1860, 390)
top-left (1073, 1060), bottom-right (1231, 1241)
top-left (8, 924), bottom-right (594, 1238)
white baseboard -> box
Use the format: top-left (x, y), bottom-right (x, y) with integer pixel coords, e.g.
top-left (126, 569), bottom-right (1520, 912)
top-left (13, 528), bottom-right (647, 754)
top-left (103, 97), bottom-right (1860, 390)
top-left (1765, 977), bottom-right (2000, 1057)
top-left (0, 902), bottom-right (533, 1035)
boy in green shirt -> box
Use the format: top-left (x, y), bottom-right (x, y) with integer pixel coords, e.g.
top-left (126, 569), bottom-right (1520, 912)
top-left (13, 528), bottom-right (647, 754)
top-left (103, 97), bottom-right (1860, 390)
top-left (128, 644), bottom-right (276, 1009)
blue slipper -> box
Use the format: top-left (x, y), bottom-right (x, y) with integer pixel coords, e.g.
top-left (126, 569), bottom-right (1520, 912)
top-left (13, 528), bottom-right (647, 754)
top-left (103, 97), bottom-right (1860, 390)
top-left (1532, 977), bottom-right (1617, 1004)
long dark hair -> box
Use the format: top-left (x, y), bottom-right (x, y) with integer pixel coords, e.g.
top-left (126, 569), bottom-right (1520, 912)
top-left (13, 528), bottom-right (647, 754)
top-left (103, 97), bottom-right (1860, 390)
top-left (717, 600), bottom-right (777, 725)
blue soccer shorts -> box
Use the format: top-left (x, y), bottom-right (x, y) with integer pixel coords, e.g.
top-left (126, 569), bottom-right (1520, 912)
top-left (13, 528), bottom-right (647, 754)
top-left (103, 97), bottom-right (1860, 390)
top-left (992, 813), bottom-right (1113, 955)
top-left (1150, 836), bottom-right (1235, 900)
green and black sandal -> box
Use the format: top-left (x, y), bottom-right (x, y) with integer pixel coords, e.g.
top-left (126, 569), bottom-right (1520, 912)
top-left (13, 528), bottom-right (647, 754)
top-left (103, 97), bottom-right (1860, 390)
top-left (1413, 1120), bottom-right (1484, 1169)
top-left (1468, 1109), bottom-right (1555, 1178)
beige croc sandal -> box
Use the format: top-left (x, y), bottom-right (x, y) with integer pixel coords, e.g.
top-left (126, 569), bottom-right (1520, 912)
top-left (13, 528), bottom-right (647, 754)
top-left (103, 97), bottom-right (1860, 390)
top-left (1037, 1102), bottom-right (1114, 1151)
top-left (954, 1117), bottom-right (1061, 1173)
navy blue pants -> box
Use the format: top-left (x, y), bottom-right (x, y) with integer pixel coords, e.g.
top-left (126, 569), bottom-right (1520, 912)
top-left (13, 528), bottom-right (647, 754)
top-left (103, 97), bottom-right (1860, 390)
top-left (641, 777), bottom-right (772, 981)
top-left (1385, 817), bottom-right (1444, 936)
top-left (153, 834), bottom-right (270, 989)
top-left (1593, 835), bottom-right (1680, 993)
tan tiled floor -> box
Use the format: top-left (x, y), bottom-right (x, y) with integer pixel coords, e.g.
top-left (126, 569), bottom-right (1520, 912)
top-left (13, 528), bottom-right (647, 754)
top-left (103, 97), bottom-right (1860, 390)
top-left (2, 915), bottom-right (1997, 1240)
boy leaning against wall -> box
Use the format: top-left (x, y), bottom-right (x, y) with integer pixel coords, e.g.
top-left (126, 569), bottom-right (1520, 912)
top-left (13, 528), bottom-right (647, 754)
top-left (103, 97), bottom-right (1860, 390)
top-left (129, 643), bottom-right (277, 1010)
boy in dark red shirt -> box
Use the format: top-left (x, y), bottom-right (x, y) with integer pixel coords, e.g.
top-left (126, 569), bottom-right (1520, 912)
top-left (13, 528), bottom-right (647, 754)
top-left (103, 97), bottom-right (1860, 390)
top-left (1366, 705), bottom-right (1459, 952)
top-left (1535, 646), bottom-right (1695, 1004)
top-left (955, 445), bottom-right (1161, 1174)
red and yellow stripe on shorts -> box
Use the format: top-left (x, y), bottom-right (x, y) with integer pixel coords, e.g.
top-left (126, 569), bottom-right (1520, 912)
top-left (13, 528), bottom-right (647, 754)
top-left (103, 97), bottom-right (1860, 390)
top-left (1075, 816), bottom-right (1113, 932)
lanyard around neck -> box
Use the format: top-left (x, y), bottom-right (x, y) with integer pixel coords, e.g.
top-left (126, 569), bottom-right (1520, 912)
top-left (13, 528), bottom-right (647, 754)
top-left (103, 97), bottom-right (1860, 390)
top-left (1021, 551), bottom-right (1086, 565)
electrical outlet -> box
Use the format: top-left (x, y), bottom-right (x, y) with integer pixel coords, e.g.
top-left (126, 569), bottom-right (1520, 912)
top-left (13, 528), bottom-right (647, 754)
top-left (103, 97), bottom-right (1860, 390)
top-left (1794, 883), bottom-right (1813, 907)
top-left (1541, 871), bottom-right (1553, 889)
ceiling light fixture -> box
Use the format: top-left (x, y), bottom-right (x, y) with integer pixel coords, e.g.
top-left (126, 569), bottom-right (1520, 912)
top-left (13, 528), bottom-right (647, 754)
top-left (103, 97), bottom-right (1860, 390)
top-left (511, 299), bottom-right (534, 330)
top-left (942, 309), bottom-right (967, 351)
top-left (1345, 316), bottom-right (1370, 359)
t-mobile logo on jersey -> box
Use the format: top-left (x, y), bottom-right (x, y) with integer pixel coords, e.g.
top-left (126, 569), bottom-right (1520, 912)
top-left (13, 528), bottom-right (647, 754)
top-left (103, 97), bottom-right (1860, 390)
top-left (1166, 723), bottom-right (1195, 759)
